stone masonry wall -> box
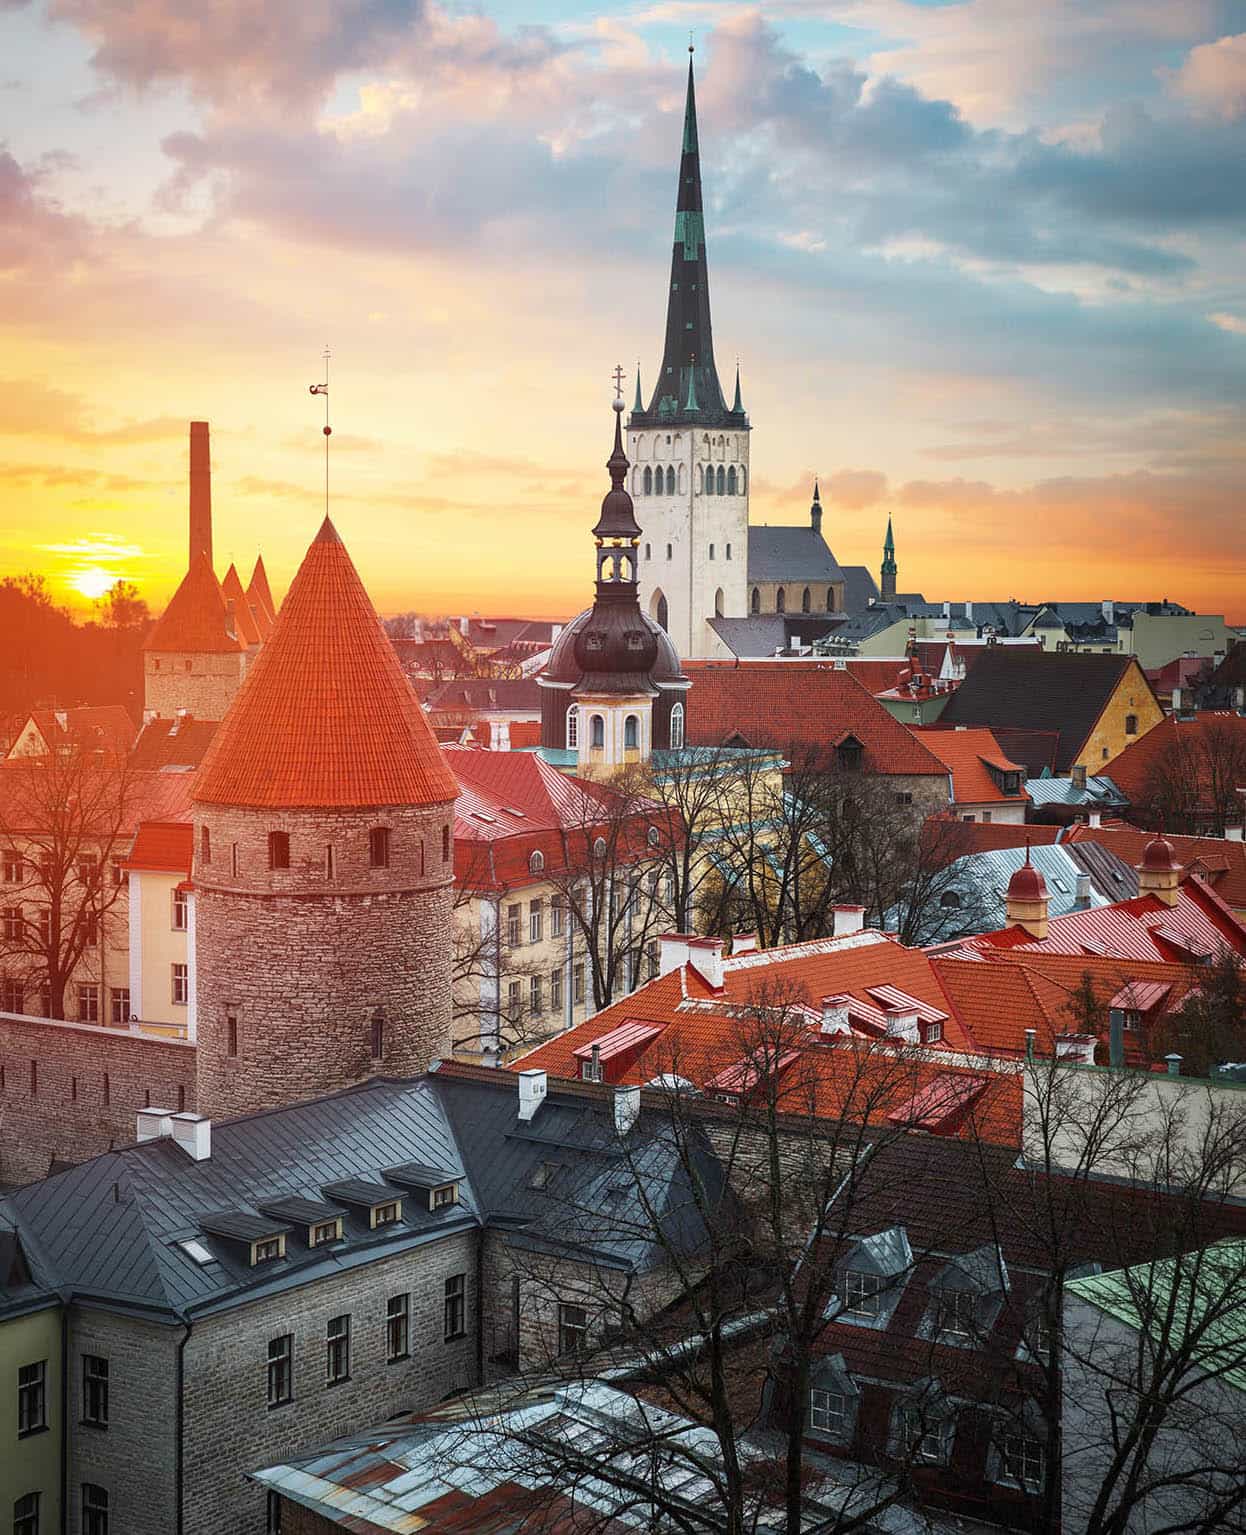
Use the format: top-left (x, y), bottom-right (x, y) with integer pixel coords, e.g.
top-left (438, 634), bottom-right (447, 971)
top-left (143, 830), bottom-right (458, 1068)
top-left (66, 1310), bottom-right (183, 1535)
top-left (144, 650), bottom-right (245, 721)
top-left (0, 1012), bottom-right (196, 1183)
top-left (194, 801), bottom-right (455, 1119)
top-left (181, 1230), bottom-right (478, 1535)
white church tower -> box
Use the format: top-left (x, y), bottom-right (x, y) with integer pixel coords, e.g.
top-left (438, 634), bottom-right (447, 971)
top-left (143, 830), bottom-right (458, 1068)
top-left (629, 51), bottom-right (750, 661)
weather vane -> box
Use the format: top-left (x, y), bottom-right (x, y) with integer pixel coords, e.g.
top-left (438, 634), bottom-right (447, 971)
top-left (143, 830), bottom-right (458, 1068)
top-left (309, 345), bottom-right (331, 519)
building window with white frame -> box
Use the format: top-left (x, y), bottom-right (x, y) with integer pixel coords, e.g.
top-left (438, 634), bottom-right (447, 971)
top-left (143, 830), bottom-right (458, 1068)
top-left (507, 978), bottom-right (523, 1017)
top-left (171, 964), bottom-right (189, 1007)
top-left (77, 984), bottom-right (99, 1024)
top-left (901, 1405), bottom-right (954, 1465)
top-left (558, 1302), bottom-right (587, 1355)
top-left (529, 899), bottom-right (543, 943)
top-left (566, 706), bottom-right (579, 750)
top-left (13, 1493), bottom-right (39, 1535)
top-left (444, 1274), bottom-right (466, 1340)
top-left (530, 974), bottom-right (543, 1014)
top-left (669, 702), bottom-right (685, 750)
top-left (998, 1432), bottom-right (1046, 1490)
top-left (386, 1294), bottom-right (410, 1362)
top-left (529, 849), bottom-right (544, 875)
top-left (550, 968), bottom-right (563, 1012)
top-left (550, 895), bottom-right (565, 938)
top-left (81, 1484), bottom-right (109, 1535)
top-left (506, 904), bottom-right (522, 948)
top-left (325, 1315), bottom-right (350, 1386)
top-left (171, 887), bottom-right (189, 930)
top-left (810, 1388), bottom-right (847, 1437)
top-left (843, 1269), bottom-right (884, 1319)
top-left (267, 1334), bottom-right (293, 1408)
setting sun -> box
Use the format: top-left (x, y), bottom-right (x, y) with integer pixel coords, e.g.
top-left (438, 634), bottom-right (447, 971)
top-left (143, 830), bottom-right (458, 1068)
top-left (70, 567), bottom-right (119, 601)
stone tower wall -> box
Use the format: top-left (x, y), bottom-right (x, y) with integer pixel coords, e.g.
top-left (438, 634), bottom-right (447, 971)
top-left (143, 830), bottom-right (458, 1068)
top-left (144, 651), bottom-right (246, 722)
top-left (193, 800), bottom-right (454, 1119)
top-left (630, 425), bottom-right (750, 660)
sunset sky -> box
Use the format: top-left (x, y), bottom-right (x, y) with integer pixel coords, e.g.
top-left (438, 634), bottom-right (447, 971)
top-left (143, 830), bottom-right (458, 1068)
top-left (2, 0), bottom-right (1245, 621)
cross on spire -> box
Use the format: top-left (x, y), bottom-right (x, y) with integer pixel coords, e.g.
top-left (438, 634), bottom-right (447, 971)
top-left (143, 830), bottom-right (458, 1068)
top-left (612, 363), bottom-right (626, 401)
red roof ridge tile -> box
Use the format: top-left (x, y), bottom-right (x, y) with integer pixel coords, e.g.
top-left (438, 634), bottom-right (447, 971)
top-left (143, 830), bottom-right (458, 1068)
top-left (143, 554), bottom-right (244, 655)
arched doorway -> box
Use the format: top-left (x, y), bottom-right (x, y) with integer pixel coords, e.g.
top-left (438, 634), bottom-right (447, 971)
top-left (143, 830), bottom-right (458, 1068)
top-left (714, 588), bottom-right (725, 617)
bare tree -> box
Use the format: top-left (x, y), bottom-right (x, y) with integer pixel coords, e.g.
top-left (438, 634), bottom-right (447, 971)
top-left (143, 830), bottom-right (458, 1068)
top-left (1140, 718), bottom-right (1246, 836)
top-left (0, 748), bottom-right (134, 1020)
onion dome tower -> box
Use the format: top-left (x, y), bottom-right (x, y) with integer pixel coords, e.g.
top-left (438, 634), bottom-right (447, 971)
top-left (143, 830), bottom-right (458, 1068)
top-left (1005, 844), bottom-right (1050, 939)
top-left (1137, 832), bottom-right (1181, 908)
top-left (539, 397), bottom-right (689, 775)
top-left (191, 516), bottom-right (461, 1119)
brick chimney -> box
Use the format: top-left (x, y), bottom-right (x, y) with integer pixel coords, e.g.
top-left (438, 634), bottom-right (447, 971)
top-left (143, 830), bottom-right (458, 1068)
top-left (189, 421), bottom-right (212, 572)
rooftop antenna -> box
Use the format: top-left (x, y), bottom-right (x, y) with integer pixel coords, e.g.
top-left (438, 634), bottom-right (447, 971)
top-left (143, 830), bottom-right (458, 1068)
top-left (308, 346), bottom-right (331, 520)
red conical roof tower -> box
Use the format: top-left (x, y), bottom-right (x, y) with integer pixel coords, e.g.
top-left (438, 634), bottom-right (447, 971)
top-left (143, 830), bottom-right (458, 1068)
top-left (143, 553), bottom-right (244, 655)
top-left (194, 517), bottom-right (459, 809)
top-left (220, 562), bottom-right (262, 647)
top-left (247, 554), bottom-right (277, 621)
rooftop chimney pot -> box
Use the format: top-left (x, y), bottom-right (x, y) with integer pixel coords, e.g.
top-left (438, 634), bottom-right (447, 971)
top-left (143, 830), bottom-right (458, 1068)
top-left (517, 1069), bottom-right (547, 1123)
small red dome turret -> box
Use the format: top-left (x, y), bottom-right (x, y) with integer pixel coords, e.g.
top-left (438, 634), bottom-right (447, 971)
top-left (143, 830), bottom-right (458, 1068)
top-left (1142, 833), bottom-right (1177, 873)
top-left (1008, 845), bottom-right (1047, 902)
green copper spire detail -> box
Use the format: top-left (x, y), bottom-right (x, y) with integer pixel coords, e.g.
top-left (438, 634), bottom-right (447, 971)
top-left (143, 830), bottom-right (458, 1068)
top-left (638, 54), bottom-right (730, 426)
top-left (732, 363), bottom-right (743, 413)
top-left (884, 515), bottom-right (895, 557)
top-left (633, 366), bottom-right (643, 413)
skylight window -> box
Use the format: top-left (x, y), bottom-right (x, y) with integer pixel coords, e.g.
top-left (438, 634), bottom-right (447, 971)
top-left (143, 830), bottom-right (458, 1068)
top-left (179, 1238), bottom-right (215, 1265)
top-left (469, 811), bottom-right (497, 824)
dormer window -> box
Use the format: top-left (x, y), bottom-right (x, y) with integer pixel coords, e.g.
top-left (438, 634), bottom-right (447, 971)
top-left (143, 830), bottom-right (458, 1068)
top-left (585, 633), bottom-right (604, 652)
top-left (934, 1289), bottom-right (977, 1340)
top-left (901, 1403), bottom-right (955, 1465)
top-left (373, 1201), bottom-right (400, 1228)
top-left (626, 631), bottom-right (645, 651)
top-left (808, 1354), bottom-right (860, 1445)
top-left (921, 1244), bottom-right (1009, 1346)
top-left (529, 849), bottom-right (545, 875)
top-left (430, 1183), bottom-right (458, 1210)
top-left (311, 1219), bottom-right (342, 1247)
top-left (321, 1179), bottom-right (404, 1229)
top-left (253, 1235), bottom-right (285, 1265)
top-left (844, 1269), bottom-right (885, 1318)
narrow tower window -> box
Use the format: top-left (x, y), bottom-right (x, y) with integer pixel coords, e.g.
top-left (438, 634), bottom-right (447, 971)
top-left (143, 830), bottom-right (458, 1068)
top-left (670, 703), bottom-right (685, 750)
top-left (200, 826), bottom-right (211, 864)
top-left (665, 467), bottom-right (675, 495)
top-left (370, 1010), bottom-right (385, 1060)
top-left (776, 588), bottom-right (786, 613)
top-left (369, 826), bottom-right (391, 868)
top-left (227, 1014), bottom-right (239, 1057)
top-left (267, 831), bottom-right (290, 870)
top-left (801, 587), bottom-right (811, 613)
top-left (590, 715), bottom-right (605, 750)
top-left (705, 467), bottom-right (714, 496)
top-left (624, 715), bottom-right (639, 751)
top-left (727, 467), bottom-right (737, 495)
top-left (708, 543), bottom-right (715, 560)
top-left (725, 543), bottom-right (732, 560)
top-left (325, 845), bottom-right (335, 880)
top-left (443, 824), bottom-right (451, 862)
top-left (566, 705), bottom-right (579, 750)
top-left (826, 587), bottom-right (835, 612)
top-left (751, 588), bottom-right (760, 615)
top-left (643, 466), bottom-right (652, 495)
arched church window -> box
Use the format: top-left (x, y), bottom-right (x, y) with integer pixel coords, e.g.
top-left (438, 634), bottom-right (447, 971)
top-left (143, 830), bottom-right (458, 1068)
top-left (715, 588), bottom-right (724, 617)
top-left (643, 466), bottom-right (652, 495)
top-left (826, 587), bottom-right (835, 612)
top-left (670, 702), bottom-right (685, 750)
top-left (801, 587), bottom-right (811, 613)
top-left (709, 543), bottom-right (715, 560)
top-left (727, 466), bottom-right (737, 495)
top-left (624, 715), bottom-right (639, 751)
top-left (751, 588), bottom-right (760, 615)
top-left (529, 849), bottom-right (545, 875)
top-left (704, 467), bottom-right (714, 496)
top-left (665, 466), bottom-right (676, 495)
top-left (726, 543), bottom-right (732, 560)
top-left (593, 836), bottom-right (608, 858)
top-left (656, 593), bottom-right (669, 631)
top-left (590, 714), bottom-right (605, 750)
top-left (566, 705), bottom-right (579, 750)
top-left (776, 588), bottom-right (786, 613)
top-left (716, 465), bottom-right (726, 495)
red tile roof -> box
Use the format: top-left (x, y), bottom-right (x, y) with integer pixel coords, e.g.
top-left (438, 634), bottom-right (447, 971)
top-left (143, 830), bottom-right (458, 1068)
top-left (913, 727), bottom-right (1026, 806)
top-left (1101, 713), bottom-right (1246, 817)
top-left (220, 562), bottom-right (262, 647)
top-left (920, 816), bottom-right (1062, 866)
top-left (681, 662), bottom-right (947, 777)
top-left (129, 716), bottom-right (219, 769)
top-left (958, 876), bottom-right (1246, 964)
top-left (123, 820), bottom-right (193, 874)
top-left (17, 706), bottom-right (136, 759)
top-left (193, 518), bottom-right (460, 809)
top-left (142, 554), bottom-right (245, 655)
top-left (1064, 823), bottom-right (1246, 909)
top-left (0, 762), bottom-right (197, 836)
top-left (842, 658), bottom-right (909, 693)
top-left (247, 554), bottom-right (276, 622)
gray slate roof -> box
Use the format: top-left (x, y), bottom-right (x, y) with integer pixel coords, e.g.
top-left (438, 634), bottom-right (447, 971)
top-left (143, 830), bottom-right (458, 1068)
top-left (7, 1070), bottom-right (725, 1320)
top-left (839, 566), bottom-right (880, 614)
top-left (747, 526), bottom-right (845, 584)
top-left (1025, 773), bottom-right (1127, 810)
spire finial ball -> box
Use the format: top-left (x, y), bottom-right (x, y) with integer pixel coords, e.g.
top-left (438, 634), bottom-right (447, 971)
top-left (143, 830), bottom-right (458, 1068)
top-left (612, 397), bottom-right (624, 413)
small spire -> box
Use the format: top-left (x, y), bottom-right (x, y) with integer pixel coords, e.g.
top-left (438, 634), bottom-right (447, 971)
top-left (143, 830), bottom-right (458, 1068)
top-left (884, 514), bottom-right (895, 555)
top-left (810, 479), bottom-right (822, 536)
top-left (732, 362), bottom-right (743, 414)
top-left (813, 479), bottom-right (821, 505)
top-left (314, 515), bottom-right (342, 545)
top-left (633, 364), bottom-right (643, 414)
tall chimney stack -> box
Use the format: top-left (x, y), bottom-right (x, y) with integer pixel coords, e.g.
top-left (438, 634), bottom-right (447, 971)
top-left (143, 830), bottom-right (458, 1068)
top-left (189, 421), bottom-right (212, 572)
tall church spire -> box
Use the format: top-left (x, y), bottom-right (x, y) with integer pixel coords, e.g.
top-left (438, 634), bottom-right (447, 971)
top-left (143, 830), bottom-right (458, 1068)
top-left (881, 514), bottom-right (897, 602)
top-left (632, 52), bottom-right (739, 427)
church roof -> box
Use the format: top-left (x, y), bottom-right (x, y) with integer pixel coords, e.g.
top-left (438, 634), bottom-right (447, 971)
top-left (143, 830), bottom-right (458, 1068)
top-left (840, 566), bottom-right (881, 613)
top-left (630, 58), bottom-right (743, 431)
top-left (142, 554), bottom-right (245, 655)
top-left (747, 526), bottom-right (845, 584)
top-left (193, 518), bottom-right (459, 809)
top-left (220, 562), bottom-right (262, 647)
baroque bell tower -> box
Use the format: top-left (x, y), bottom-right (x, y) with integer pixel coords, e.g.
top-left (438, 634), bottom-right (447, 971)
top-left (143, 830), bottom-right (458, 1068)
top-left (629, 49), bottom-right (750, 660)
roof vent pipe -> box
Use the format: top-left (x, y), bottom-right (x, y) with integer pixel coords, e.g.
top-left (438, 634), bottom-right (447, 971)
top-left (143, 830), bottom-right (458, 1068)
top-left (517, 1069), bottom-right (547, 1123)
top-left (1165, 1053), bottom-right (1182, 1078)
top-left (136, 1108), bottom-right (175, 1143)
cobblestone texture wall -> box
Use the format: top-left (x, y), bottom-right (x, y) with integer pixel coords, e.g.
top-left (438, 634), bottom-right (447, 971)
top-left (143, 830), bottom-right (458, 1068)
top-left (193, 800), bottom-right (455, 1119)
top-left (0, 1013), bottom-right (196, 1183)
